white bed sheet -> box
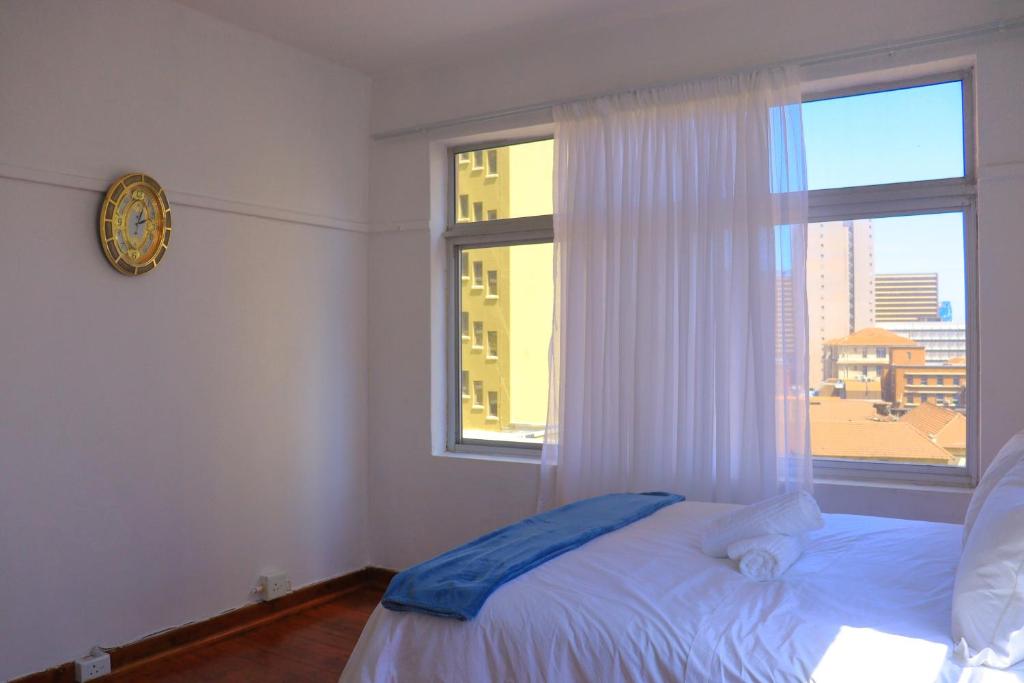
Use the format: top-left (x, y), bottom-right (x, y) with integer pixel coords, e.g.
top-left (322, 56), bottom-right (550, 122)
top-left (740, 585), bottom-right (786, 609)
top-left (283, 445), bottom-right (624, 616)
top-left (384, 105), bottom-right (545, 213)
top-left (341, 502), bottom-right (1024, 683)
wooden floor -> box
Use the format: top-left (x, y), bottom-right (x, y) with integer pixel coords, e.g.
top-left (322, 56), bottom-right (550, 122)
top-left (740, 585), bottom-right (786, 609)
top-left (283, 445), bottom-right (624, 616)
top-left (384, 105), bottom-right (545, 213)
top-left (108, 584), bottom-right (384, 682)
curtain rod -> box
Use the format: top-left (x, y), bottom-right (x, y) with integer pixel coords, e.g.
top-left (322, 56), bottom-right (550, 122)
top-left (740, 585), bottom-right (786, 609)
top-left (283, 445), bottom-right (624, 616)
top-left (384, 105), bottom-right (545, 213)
top-left (372, 17), bottom-right (1024, 141)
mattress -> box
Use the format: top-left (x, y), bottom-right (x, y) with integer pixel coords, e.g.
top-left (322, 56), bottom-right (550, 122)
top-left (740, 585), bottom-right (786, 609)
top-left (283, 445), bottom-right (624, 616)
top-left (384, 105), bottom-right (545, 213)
top-left (341, 501), bottom-right (1024, 682)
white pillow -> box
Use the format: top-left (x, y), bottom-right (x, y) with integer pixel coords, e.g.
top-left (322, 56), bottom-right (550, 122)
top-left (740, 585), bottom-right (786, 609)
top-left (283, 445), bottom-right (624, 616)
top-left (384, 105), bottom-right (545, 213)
top-left (952, 451), bottom-right (1024, 668)
top-left (963, 430), bottom-right (1024, 545)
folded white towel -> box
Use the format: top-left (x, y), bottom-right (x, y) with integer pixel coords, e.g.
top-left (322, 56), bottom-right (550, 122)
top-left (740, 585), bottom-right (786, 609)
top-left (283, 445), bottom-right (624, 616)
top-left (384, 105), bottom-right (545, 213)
top-left (727, 533), bottom-right (804, 580)
top-left (700, 491), bottom-right (823, 558)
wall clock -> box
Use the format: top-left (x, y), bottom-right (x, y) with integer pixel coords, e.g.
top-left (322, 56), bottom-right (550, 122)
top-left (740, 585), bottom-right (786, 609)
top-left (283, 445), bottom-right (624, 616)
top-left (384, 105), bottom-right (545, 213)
top-left (99, 173), bottom-right (172, 275)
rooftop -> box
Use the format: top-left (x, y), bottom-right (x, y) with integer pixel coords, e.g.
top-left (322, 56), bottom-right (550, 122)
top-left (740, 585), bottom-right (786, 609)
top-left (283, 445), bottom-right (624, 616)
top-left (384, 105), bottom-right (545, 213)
top-left (825, 327), bottom-right (920, 347)
top-left (810, 420), bottom-right (955, 464)
top-left (902, 402), bottom-right (967, 451)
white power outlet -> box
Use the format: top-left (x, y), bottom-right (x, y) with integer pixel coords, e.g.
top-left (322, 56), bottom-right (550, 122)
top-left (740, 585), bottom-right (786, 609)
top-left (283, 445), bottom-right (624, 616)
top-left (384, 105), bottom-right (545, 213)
top-left (258, 571), bottom-right (291, 601)
top-left (75, 649), bottom-right (111, 681)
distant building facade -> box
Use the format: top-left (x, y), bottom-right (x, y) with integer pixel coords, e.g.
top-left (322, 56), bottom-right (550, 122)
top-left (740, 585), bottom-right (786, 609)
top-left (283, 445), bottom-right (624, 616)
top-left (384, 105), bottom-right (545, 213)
top-left (877, 321), bottom-right (966, 366)
top-left (806, 219), bottom-right (875, 389)
top-left (456, 144), bottom-right (553, 439)
top-left (887, 352), bottom-right (966, 410)
top-left (875, 273), bottom-right (939, 322)
top-left (822, 327), bottom-right (917, 399)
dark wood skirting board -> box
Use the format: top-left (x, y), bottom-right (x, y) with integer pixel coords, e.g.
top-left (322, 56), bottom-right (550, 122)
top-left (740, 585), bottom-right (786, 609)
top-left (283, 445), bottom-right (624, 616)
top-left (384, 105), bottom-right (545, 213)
top-left (12, 566), bottom-right (396, 683)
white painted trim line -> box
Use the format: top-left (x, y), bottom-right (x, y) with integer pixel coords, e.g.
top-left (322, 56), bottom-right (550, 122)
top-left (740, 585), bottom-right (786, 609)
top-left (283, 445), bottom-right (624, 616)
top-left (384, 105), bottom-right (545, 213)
top-left (0, 162), bottom-right (370, 234)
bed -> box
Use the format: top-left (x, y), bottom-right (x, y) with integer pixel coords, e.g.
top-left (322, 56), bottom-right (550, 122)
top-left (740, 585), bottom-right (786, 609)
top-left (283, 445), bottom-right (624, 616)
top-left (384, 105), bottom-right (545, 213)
top-left (340, 501), bottom-right (1024, 682)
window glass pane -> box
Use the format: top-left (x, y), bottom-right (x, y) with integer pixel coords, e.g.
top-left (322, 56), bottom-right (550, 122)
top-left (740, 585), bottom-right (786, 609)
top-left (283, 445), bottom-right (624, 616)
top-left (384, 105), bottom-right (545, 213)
top-left (458, 242), bottom-right (553, 445)
top-left (808, 212), bottom-right (967, 467)
top-left (803, 81), bottom-right (964, 190)
top-left (454, 139), bottom-right (553, 222)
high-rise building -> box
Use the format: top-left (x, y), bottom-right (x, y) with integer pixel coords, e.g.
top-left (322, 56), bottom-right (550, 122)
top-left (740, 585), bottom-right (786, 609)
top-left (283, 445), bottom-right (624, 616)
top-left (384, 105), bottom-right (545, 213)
top-left (457, 143), bottom-right (553, 440)
top-left (874, 273), bottom-right (939, 322)
top-left (806, 219), bottom-right (875, 389)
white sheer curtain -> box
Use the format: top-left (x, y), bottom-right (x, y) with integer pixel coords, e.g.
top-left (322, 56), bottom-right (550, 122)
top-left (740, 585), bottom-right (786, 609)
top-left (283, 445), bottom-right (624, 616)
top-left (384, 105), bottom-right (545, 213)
top-left (540, 67), bottom-right (810, 510)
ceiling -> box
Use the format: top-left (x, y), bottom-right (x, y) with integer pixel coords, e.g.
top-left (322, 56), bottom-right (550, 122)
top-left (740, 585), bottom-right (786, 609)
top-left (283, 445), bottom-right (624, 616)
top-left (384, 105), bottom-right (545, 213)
top-left (172, 0), bottom-right (717, 75)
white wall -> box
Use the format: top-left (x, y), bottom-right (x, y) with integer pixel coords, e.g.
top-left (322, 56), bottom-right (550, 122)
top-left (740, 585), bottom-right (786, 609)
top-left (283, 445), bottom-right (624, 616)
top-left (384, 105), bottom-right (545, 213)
top-left (367, 0), bottom-right (1024, 570)
top-left (0, 1), bottom-right (371, 679)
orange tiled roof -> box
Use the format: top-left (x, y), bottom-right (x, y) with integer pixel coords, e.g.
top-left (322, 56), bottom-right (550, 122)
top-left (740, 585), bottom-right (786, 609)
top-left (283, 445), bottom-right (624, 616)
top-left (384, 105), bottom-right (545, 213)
top-left (810, 397), bottom-right (882, 422)
top-left (902, 402), bottom-right (967, 450)
top-left (825, 327), bottom-right (919, 347)
top-left (810, 420), bottom-right (955, 464)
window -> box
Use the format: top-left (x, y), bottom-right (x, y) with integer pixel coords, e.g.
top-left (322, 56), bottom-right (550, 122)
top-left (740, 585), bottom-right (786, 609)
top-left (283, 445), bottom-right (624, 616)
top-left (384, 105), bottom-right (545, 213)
top-left (805, 72), bottom-right (975, 481)
top-left (460, 312), bottom-right (470, 339)
top-left (486, 149), bottom-right (499, 177)
top-left (803, 79), bottom-right (965, 190)
top-left (458, 152), bottom-right (470, 166)
top-left (487, 270), bottom-right (498, 298)
top-left (448, 138), bottom-right (554, 453)
top-left (487, 330), bottom-right (498, 359)
top-left (461, 371), bottom-right (470, 398)
top-left (458, 194), bottom-right (469, 222)
top-left (487, 391), bottom-right (499, 420)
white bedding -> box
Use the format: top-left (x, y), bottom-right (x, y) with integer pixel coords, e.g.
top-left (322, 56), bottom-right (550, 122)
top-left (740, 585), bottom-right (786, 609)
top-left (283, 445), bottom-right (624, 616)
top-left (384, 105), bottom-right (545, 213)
top-left (341, 502), bottom-right (1024, 683)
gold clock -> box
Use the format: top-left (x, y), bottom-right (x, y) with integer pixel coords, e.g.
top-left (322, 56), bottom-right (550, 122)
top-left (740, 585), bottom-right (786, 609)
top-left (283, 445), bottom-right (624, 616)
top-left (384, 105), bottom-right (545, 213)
top-left (99, 173), bottom-right (172, 275)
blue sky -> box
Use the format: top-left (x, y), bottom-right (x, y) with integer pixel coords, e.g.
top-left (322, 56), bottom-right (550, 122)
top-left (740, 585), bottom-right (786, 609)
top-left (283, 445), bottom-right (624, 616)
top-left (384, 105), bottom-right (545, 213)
top-left (803, 82), bottom-right (967, 323)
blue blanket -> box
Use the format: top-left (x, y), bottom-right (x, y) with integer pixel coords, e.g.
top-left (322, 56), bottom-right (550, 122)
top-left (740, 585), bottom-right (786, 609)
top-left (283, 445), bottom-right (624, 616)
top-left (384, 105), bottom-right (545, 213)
top-left (381, 491), bottom-right (684, 620)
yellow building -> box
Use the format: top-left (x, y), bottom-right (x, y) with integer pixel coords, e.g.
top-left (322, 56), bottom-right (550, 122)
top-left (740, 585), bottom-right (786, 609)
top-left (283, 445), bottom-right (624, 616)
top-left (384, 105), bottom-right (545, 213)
top-left (457, 141), bottom-right (554, 440)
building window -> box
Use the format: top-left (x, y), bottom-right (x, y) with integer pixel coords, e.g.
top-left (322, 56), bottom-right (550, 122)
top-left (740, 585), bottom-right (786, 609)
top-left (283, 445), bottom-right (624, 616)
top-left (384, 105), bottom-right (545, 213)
top-left (805, 73), bottom-right (974, 479)
top-left (487, 391), bottom-right (499, 420)
top-left (487, 270), bottom-right (498, 298)
top-left (461, 371), bottom-right (470, 398)
top-left (472, 321), bottom-right (484, 348)
top-left (449, 138), bottom-right (554, 453)
top-left (458, 152), bottom-right (470, 166)
top-left (487, 331), bottom-right (498, 359)
top-left (486, 149), bottom-right (499, 177)
top-left (461, 312), bottom-right (470, 339)
top-left (458, 194), bottom-right (470, 222)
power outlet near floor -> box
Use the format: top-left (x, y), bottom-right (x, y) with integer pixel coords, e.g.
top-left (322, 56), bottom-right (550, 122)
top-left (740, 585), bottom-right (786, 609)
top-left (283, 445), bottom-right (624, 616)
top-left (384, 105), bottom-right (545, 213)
top-left (257, 571), bottom-right (291, 601)
top-left (75, 649), bottom-right (111, 681)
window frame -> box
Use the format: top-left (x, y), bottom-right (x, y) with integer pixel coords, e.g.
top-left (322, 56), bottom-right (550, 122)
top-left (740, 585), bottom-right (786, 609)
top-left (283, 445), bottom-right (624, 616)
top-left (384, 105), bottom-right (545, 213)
top-left (805, 70), bottom-right (979, 488)
top-left (446, 135), bottom-right (555, 457)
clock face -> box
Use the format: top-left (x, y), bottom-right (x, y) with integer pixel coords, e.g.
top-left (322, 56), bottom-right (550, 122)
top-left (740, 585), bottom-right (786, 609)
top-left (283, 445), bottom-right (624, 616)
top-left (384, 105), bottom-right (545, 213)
top-left (99, 173), bottom-right (171, 275)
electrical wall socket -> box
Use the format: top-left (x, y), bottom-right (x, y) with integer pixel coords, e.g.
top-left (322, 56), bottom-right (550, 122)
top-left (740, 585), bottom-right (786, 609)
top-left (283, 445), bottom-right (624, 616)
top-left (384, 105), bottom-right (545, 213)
top-left (258, 571), bottom-right (291, 601)
top-left (75, 650), bottom-right (111, 681)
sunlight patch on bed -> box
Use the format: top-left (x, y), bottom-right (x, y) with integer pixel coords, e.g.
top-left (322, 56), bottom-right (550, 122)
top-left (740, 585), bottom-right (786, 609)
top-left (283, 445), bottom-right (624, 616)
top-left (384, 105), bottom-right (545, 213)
top-left (811, 626), bottom-right (949, 682)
